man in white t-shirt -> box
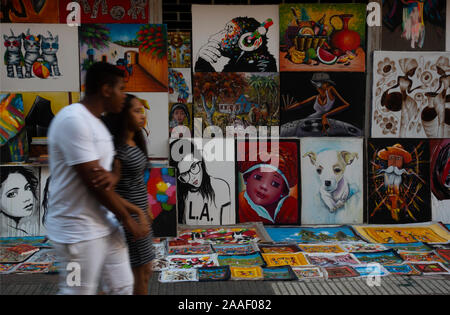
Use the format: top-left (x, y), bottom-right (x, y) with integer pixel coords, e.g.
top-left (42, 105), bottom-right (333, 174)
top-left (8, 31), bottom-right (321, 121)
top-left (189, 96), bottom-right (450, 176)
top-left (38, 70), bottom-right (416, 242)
top-left (47, 62), bottom-right (149, 295)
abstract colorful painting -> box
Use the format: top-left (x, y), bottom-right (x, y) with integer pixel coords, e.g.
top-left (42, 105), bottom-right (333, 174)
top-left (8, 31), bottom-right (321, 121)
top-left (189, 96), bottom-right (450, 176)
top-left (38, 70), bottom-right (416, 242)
top-left (14, 262), bottom-right (51, 274)
top-left (218, 252), bottom-right (265, 267)
top-left (352, 223), bottom-right (450, 244)
top-left (430, 139), bottom-right (450, 223)
top-left (0, 236), bottom-right (50, 248)
top-left (198, 266), bottom-right (230, 282)
top-left (1, 0), bottom-right (59, 23)
top-left (59, 0), bottom-right (150, 24)
top-left (258, 243), bottom-right (301, 254)
top-left (297, 244), bottom-right (345, 254)
top-left (261, 252), bottom-right (310, 267)
top-left (159, 268), bottom-right (198, 283)
top-left (412, 262), bottom-right (450, 275)
top-left (167, 254), bottom-right (219, 269)
top-left (169, 138), bottom-right (235, 225)
top-left (230, 266), bottom-right (263, 281)
top-left (144, 166), bottom-right (176, 237)
top-left (382, 0), bottom-right (446, 51)
top-left (382, 242), bottom-right (433, 252)
top-left (436, 249), bottom-right (450, 262)
top-left (301, 137), bottom-right (364, 225)
top-left (1, 23), bottom-right (79, 91)
top-left (397, 251), bottom-right (447, 264)
top-left (305, 253), bottom-right (360, 267)
top-left (292, 266), bottom-right (325, 280)
top-left (265, 225), bottom-right (361, 243)
top-left (192, 5), bottom-right (279, 72)
top-left (168, 245), bottom-right (213, 256)
top-left (372, 52), bottom-right (450, 138)
top-left (236, 139), bottom-right (300, 225)
top-left (212, 244), bottom-right (258, 256)
top-left (193, 72), bottom-right (280, 136)
top-left (339, 243), bottom-right (388, 253)
top-left (279, 3), bottom-right (366, 72)
top-left (79, 24), bottom-right (167, 92)
top-left (0, 247), bottom-right (37, 263)
top-left (352, 250), bottom-right (404, 266)
top-left (384, 263), bottom-right (421, 276)
top-left (0, 263), bottom-right (16, 274)
top-left (280, 72), bottom-right (364, 137)
top-left (368, 139), bottom-right (431, 224)
top-left (353, 264), bottom-right (390, 278)
top-left (324, 266), bottom-right (359, 279)
top-left (262, 266), bottom-right (297, 281)
top-left (168, 31), bottom-right (191, 68)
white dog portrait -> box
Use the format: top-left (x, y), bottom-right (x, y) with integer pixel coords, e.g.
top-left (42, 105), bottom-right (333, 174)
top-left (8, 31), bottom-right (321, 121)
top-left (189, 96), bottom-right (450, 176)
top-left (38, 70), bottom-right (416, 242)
top-left (301, 138), bottom-right (364, 224)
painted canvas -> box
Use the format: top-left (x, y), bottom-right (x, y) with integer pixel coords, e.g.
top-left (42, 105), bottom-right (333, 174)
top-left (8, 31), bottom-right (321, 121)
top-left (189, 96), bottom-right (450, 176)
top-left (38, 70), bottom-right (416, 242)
top-left (59, 0), bottom-right (149, 24)
top-left (230, 266), bottom-right (263, 280)
top-left (339, 243), bottom-right (388, 253)
top-left (236, 139), bottom-right (300, 225)
top-left (198, 266), bottom-right (230, 282)
top-left (279, 3), bottom-right (366, 72)
top-left (280, 72), bottom-right (364, 137)
top-left (168, 32), bottom-right (191, 68)
top-left (265, 226), bottom-right (361, 244)
top-left (353, 264), bottom-right (390, 278)
top-left (297, 244), bottom-right (345, 254)
top-left (430, 139), bottom-right (450, 223)
top-left (192, 5), bottom-right (279, 72)
top-left (371, 51), bottom-right (450, 138)
top-left (324, 266), bottom-right (359, 279)
top-left (144, 167), bottom-right (176, 237)
top-left (193, 72), bottom-right (280, 136)
top-left (383, 242), bottom-right (433, 252)
top-left (262, 266), bottom-right (297, 281)
top-left (368, 139), bottom-right (431, 224)
top-left (212, 244), bottom-right (258, 256)
top-left (14, 262), bottom-right (51, 274)
top-left (0, 94), bottom-right (27, 163)
top-left (0, 166), bottom-right (44, 237)
top-left (169, 102), bottom-right (192, 137)
top-left (1, 23), bottom-right (79, 92)
top-left (168, 245), bottom-right (213, 256)
top-left (384, 263), bottom-right (421, 275)
top-left (436, 249), bottom-right (450, 262)
top-left (261, 252), bottom-right (310, 267)
top-left (169, 68), bottom-right (192, 104)
top-left (167, 254), bottom-right (219, 269)
top-left (305, 253), bottom-right (360, 267)
top-left (301, 137), bottom-right (364, 225)
top-left (79, 24), bottom-right (168, 92)
top-left (352, 222), bottom-right (450, 244)
top-left (1, 0), bottom-right (59, 23)
top-left (382, 0), bottom-right (446, 51)
top-left (0, 236), bottom-right (50, 248)
top-left (258, 243), bottom-right (301, 254)
top-left (397, 251), bottom-right (447, 263)
top-left (159, 268), bottom-right (198, 283)
top-left (169, 138), bottom-right (235, 225)
top-left (412, 262), bottom-right (450, 275)
top-left (352, 250), bottom-right (405, 265)
top-left (0, 247), bottom-right (37, 263)
top-left (217, 252), bottom-right (265, 267)
top-left (292, 266), bottom-right (325, 280)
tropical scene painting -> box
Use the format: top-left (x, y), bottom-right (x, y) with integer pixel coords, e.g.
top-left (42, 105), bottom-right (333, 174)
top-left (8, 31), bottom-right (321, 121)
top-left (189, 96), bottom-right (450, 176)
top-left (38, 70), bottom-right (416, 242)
top-left (265, 226), bottom-right (360, 243)
top-left (79, 24), bottom-right (168, 92)
top-left (279, 3), bottom-right (366, 72)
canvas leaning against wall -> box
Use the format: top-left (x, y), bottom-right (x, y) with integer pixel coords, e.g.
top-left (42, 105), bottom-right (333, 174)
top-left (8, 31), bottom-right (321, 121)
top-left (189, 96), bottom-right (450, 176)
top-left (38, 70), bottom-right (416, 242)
top-left (300, 137), bottom-right (364, 225)
top-left (192, 5), bottom-right (279, 72)
top-left (371, 51), bottom-right (450, 138)
top-left (1, 23), bottom-right (79, 92)
top-left (368, 138), bottom-right (431, 224)
top-left (1, 0), bottom-right (59, 23)
top-left (79, 23), bottom-right (168, 92)
top-left (168, 31), bottom-right (191, 69)
top-left (430, 139), bottom-right (450, 224)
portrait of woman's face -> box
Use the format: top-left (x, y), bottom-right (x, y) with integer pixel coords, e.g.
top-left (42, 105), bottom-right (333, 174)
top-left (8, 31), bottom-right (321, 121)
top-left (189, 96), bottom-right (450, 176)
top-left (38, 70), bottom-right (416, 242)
top-left (179, 161), bottom-right (204, 189)
top-left (0, 173), bottom-right (35, 218)
top-left (245, 166), bottom-right (287, 207)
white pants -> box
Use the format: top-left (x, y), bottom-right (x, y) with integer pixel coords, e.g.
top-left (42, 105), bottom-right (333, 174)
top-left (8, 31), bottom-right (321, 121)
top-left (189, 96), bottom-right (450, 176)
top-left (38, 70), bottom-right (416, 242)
top-left (52, 229), bottom-right (134, 295)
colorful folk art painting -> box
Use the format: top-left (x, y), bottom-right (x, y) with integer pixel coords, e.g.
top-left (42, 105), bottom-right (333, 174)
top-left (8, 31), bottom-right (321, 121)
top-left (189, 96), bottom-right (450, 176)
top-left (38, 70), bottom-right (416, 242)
top-left (0, 94), bottom-right (25, 146)
top-left (292, 266), bottom-right (325, 280)
top-left (262, 252), bottom-right (309, 267)
top-left (397, 251), bottom-right (447, 263)
top-left (1, 24), bottom-right (79, 91)
top-left (412, 262), bottom-right (450, 275)
top-left (1, 0), bottom-right (58, 23)
top-left (279, 3), bottom-right (366, 72)
top-left (382, 0), bottom-right (446, 51)
top-left (352, 250), bottom-right (404, 266)
top-left (169, 102), bottom-right (192, 137)
top-left (368, 139), bottom-right (431, 224)
top-left (298, 244), bottom-right (345, 254)
top-left (59, 0), bottom-right (150, 24)
top-left (353, 264), bottom-right (390, 278)
top-left (14, 262), bottom-right (51, 274)
top-left (339, 243), bottom-right (388, 253)
top-left (159, 268), bottom-right (198, 283)
top-left (26, 248), bottom-right (58, 264)
top-left (262, 266), bottom-right (297, 281)
top-left (280, 72), bottom-right (364, 138)
top-left (236, 139), bottom-right (300, 225)
top-left (0, 247), bottom-right (37, 263)
top-left (0, 263), bottom-right (16, 274)
top-left (372, 52), bottom-right (450, 138)
top-left (430, 139), bottom-right (450, 224)
top-left (258, 243), bottom-right (301, 254)
top-left (230, 266), bottom-right (263, 280)
top-left (192, 5), bottom-right (279, 73)
top-left (265, 226), bottom-right (360, 244)
top-left (301, 137), bottom-right (364, 225)
top-left (167, 254), bottom-right (219, 269)
top-left (144, 167), bottom-right (176, 237)
top-left (153, 242), bottom-right (167, 259)
top-left (218, 252), bottom-right (265, 267)
top-left (436, 249), bottom-right (450, 262)
top-left (168, 245), bottom-right (213, 256)
top-left (0, 236), bottom-right (50, 248)
top-left (198, 266), bottom-right (231, 282)
top-left (79, 24), bottom-right (168, 92)
top-left (212, 244), bottom-right (258, 256)
top-left (168, 32), bottom-right (191, 69)
top-left (382, 242), bottom-right (433, 252)
top-left (384, 263), bottom-right (421, 276)
top-left (152, 258), bottom-right (170, 272)
top-left (324, 266), bottom-right (359, 279)
top-left (193, 72), bottom-right (280, 136)
top-left (305, 253), bottom-right (360, 267)
top-left (169, 68), bottom-right (192, 104)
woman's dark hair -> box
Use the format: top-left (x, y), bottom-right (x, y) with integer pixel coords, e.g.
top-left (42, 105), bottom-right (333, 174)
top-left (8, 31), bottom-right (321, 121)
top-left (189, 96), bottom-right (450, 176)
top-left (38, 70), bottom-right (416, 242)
top-left (0, 167), bottom-right (38, 200)
top-left (102, 94), bottom-right (148, 157)
top-left (84, 62), bottom-right (125, 96)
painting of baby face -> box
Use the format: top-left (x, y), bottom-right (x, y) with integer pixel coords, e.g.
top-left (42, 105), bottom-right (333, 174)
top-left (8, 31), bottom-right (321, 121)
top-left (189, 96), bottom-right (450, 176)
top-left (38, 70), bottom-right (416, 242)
top-left (246, 167), bottom-right (287, 207)
top-left (173, 108), bottom-right (186, 124)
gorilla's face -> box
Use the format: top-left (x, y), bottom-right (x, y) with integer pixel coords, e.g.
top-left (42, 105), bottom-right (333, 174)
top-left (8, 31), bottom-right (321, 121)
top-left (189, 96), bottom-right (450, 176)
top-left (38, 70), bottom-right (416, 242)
top-left (209, 20), bottom-right (243, 56)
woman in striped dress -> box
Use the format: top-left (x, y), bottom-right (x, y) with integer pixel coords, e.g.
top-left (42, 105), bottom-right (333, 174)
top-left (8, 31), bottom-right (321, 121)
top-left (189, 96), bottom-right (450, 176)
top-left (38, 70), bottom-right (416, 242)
top-left (103, 94), bottom-right (154, 295)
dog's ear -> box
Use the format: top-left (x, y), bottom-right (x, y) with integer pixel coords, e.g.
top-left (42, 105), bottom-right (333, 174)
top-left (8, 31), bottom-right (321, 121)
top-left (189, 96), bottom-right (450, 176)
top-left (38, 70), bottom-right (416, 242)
top-left (340, 151), bottom-right (358, 165)
top-left (303, 151), bottom-right (317, 165)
